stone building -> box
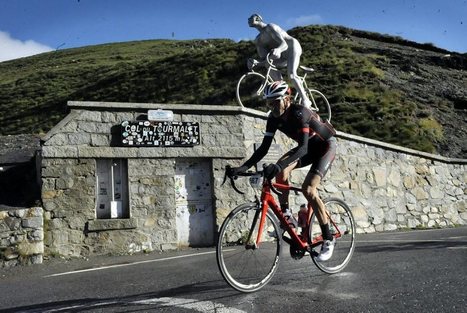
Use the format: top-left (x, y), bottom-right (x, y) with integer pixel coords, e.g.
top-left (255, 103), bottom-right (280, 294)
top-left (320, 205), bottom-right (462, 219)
top-left (39, 101), bottom-right (467, 258)
top-left (1, 135), bottom-right (43, 267)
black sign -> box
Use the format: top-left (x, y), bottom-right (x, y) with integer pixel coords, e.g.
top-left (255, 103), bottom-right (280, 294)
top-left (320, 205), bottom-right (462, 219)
top-left (121, 121), bottom-right (200, 147)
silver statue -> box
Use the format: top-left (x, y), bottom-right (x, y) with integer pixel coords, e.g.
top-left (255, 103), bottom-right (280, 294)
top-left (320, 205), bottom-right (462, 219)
top-left (248, 13), bottom-right (311, 108)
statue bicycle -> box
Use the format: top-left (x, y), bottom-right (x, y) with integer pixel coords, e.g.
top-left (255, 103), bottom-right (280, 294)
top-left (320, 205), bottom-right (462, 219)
top-left (236, 53), bottom-right (332, 122)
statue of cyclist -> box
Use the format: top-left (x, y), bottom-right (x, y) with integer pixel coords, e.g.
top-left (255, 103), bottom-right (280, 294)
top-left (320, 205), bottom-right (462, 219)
top-left (229, 81), bottom-right (337, 261)
top-left (248, 13), bottom-right (312, 108)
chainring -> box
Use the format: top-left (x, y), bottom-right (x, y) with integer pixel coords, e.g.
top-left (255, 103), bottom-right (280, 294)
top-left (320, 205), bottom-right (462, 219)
top-left (289, 244), bottom-right (306, 259)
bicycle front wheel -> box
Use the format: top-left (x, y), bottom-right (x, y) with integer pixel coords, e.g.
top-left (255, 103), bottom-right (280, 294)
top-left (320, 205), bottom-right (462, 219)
top-left (217, 203), bottom-right (281, 292)
top-left (236, 72), bottom-right (266, 108)
top-left (309, 198), bottom-right (355, 274)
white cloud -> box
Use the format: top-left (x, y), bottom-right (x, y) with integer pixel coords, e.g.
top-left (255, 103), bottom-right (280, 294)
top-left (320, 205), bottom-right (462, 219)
top-left (286, 15), bottom-right (324, 27)
top-left (0, 31), bottom-right (53, 62)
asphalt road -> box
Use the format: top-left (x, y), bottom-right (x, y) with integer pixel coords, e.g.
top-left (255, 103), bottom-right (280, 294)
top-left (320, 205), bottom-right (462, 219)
top-left (1, 227), bottom-right (466, 313)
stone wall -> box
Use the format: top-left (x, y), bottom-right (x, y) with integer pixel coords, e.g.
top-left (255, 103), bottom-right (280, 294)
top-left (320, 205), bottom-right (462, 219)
top-left (215, 117), bottom-right (467, 234)
top-left (283, 138), bottom-right (466, 233)
top-left (0, 207), bottom-right (44, 267)
top-left (40, 101), bottom-right (466, 258)
top-left (333, 138), bottom-right (465, 232)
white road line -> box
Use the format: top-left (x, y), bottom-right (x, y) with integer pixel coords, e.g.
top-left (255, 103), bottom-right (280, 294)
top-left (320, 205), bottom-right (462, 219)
top-left (447, 246), bottom-right (467, 250)
top-left (43, 301), bottom-right (119, 312)
top-left (45, 238), bottom-right (463, 278)
top-left (132, 297), bottom-right (246, 313)
top-left (356, 239), bottom-right (462, 243)
top-left (40, 297), bottom-right (245, 313)
top-left (43, 250), bottom-right (219, 278)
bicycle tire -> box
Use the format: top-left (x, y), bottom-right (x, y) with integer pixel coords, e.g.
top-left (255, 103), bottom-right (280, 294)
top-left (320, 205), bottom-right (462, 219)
top-left (236, 72), bottom-right (267, 108)
top-left (216, 202), bottom-right (282, 292)
top-left (309, 198), bottom-right (355, 274)
top-left (295, 89), bottom-right (332, 122)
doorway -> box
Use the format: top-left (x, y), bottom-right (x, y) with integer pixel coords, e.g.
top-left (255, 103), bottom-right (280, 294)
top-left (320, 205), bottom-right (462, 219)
top-left (175, 159), bottom-right (214, 247)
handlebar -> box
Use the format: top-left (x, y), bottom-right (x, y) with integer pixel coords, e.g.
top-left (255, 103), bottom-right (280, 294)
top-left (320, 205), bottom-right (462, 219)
top-left (258, 52), bottom-right (313, 73)
top-left (265, 52), bottom-right (276, 69)
top-left (223, 165), bottom-right (282, 196)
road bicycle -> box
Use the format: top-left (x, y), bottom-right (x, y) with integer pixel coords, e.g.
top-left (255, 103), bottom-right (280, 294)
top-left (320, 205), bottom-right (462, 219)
top-left (236, 53), bottom-right (332, 122)
top-left (216, 166), bottom-right (355, 292)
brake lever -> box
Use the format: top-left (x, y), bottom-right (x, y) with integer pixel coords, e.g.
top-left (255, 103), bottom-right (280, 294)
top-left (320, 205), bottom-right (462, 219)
top-left (221, 165), bottom-right (230, 186)
top-left (230, 176), bottom-right (245, 195)
top-left (222, 165), bottom-right (245, 194)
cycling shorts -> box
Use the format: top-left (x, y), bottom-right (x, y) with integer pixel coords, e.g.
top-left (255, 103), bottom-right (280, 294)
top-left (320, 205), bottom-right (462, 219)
top-left (293, 137), bottom-right (337, 178)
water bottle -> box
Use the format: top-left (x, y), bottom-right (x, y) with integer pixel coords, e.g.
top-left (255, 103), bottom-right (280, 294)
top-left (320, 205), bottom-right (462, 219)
top-left (297, 204), bottom-right (308, 228)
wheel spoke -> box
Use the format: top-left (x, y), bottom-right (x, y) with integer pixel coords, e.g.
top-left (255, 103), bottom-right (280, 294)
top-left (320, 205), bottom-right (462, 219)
top-left (217, 204), bottom-right (281, 292)
top-left (310, 198), bottom-right (355, 273)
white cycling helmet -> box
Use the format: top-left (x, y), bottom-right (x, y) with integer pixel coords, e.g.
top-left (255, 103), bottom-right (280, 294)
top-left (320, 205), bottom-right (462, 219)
top-left (263, 81), bottom-right (290, 100)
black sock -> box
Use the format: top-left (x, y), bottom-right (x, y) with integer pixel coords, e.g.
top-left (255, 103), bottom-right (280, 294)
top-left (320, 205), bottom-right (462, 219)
top-left (280, 203), bottom-right (289, 212)
top-left (320, 223), bottom-right (333, 240)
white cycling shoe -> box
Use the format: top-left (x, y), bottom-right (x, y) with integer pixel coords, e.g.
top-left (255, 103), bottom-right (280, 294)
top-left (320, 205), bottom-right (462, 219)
top-left (315, 238), bottom-right (335, 262)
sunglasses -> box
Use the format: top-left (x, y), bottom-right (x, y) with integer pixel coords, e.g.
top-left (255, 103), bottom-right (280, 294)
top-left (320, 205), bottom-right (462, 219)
top-left (266, 96), bottom-right (288, 109)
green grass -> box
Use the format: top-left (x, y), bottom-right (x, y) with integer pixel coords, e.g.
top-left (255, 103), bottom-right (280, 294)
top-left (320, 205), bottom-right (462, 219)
top-left (0, 25), bottom-right (461, 154)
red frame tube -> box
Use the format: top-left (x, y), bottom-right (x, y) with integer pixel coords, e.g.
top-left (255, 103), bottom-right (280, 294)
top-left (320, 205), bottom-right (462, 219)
top-left (255, 183), bottom-right (309, 250)
top-left (255, 181), bottom-right (342, 249)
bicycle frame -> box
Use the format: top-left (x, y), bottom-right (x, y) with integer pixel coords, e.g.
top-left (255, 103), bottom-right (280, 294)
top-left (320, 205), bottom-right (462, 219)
top-left (248, 63), bottom-right (277, 96)
top-left (250, 58), bottom-right (319, 108)
top-left (255, 52), bottom-right (312, 91)
top-left (253, 180), bottom-right (343, 251)
top-left (256, 183), bottom-right (307, 250)
top-left (254, 56), bottom-right (287, 75)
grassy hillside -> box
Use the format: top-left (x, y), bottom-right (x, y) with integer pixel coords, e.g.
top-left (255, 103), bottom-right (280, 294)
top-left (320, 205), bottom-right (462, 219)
top-left (0, 25), bottom-right (465, 157)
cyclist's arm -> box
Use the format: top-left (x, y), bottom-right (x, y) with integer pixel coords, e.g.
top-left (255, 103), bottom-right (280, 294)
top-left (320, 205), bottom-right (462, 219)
top-left (242, 119), bottom-right (277, 169)
top-left (243, 134), bottom-right (274, 169)
top-left (267, 24), bottom-right (288, 56)
top-left (277, 129), bottom-right (309, 170)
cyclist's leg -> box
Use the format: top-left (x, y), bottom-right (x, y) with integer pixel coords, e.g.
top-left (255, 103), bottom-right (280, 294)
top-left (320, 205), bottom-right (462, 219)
top-left (300, 138), bottom-right (337, 239)
top-left (303, 173), bottom-right (328, 226)
top-left (287, 41), bottom-right (311, 107)
top-left (275, 150), bottom-right (299, 211)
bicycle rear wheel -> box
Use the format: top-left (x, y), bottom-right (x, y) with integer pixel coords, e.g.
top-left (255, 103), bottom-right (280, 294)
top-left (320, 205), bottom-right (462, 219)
top-left (296, 89), bottom-right (332, 122)
top-left (309, 198), bottom-right (355, 274)
top-left (217, 203), bottom-right (281, 292)
top-left (236, 72), bottom-right (267, 108)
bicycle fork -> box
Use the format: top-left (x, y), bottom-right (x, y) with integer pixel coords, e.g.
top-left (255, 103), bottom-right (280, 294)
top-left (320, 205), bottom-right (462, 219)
top-left (243, 199), bottom-right (269, 250)
top-left (245, 206), bottom-right (262, 250)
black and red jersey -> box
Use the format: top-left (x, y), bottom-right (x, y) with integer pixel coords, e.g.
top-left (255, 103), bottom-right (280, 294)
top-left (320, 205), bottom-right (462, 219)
top-left (265, 105), bottom-right (336, 143)
top-left (243, 105), bottom-right (336, 170)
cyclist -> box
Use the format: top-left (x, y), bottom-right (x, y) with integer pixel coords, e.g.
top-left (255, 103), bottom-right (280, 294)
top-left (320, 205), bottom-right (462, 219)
top-left (247, 13), bottom-right (312, 108)
top-left (229, 81), bottom-right (337, 261)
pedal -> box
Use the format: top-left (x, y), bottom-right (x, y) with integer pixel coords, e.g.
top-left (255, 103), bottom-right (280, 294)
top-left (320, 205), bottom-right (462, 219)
top-left (281, 235), bottom-right (293, 245)
top-left (309, 249), bottom-right (319, 257)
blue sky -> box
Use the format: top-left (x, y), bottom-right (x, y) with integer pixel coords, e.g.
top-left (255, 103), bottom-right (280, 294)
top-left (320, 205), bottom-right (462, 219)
top-left (0, 0), bottom-right (466, 62)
